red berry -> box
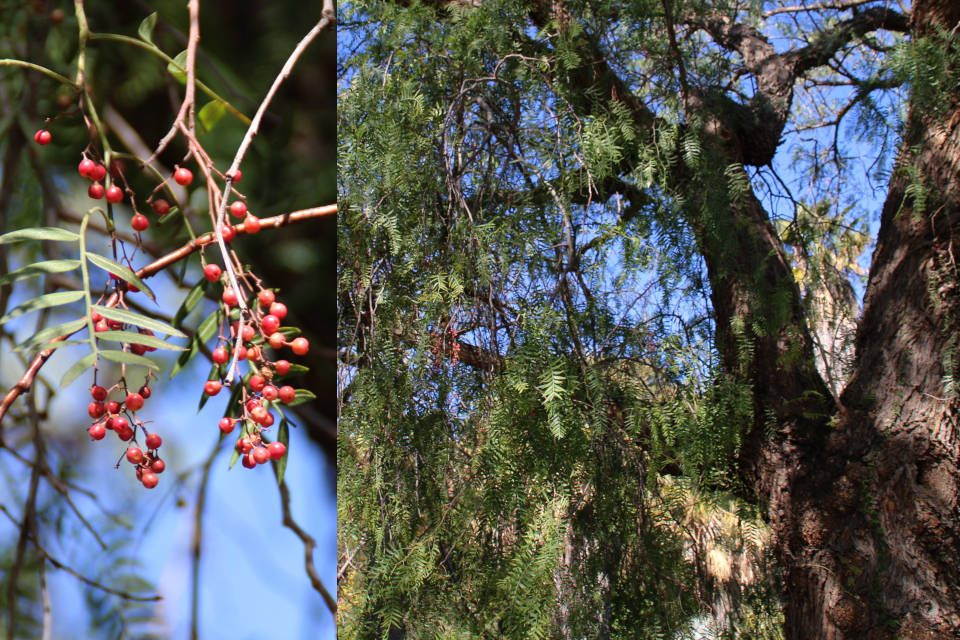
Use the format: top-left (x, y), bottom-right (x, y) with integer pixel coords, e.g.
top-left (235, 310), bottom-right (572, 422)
top-left (106, 401), bottom-right (122, 415)
top-left (261, 315), bottom-right (280, 335)
top-left (107, 319), bottom-right (123, 329)
top-left (88, 424), bottom-right (106, 440)
top-left (242, 452), bottom-right (257, 469)
top-left (151, 199), bottom-right (170, 215)
top-left (262, 385), bottom-right (279, 402)
top-left (139, 385), bottom-right (151, 399)
top-left (127, 283), bottom-right (139, 293)
top-left (174, 167), bottom-right (193, 186)
top-left (131, 344), bottom-right (147, 356)
top-left (91, 385), bottom-right (108, 401)
top-left (150, 458), bottom-right (165, 473)
top-left (241, 325), bottom-right (256, 342)
top-left (290, 337), bottom-right (309, 356)
top-left (229, 201), bottom-right (247, 218)
top-left (258, 290), bottom-right (275, 307)
top-left (246, 399), bottom-right (261, 413)
top-left (95, 320), bottom-right (109, 332)
top-left (117, 426), bottom-right (134, 441)
top-left (249, 375), bottom-right (265, 392)
top-left (204, 263), bottom-right (221, 282)
top-left (227, 169), bottom-right (242, 183)
top-left (237, 437), bottom-right (253, 454)
top-left (221, 225), bottom-right (236, 242)
top-left (269, 302), bottom-right (287, 319)
top-left (141, 471), bottom-right (159, 489)
top-left (91, 311), bottom-right (103, 323)
top-left (132, 214), bottom-right (149, 232)
top-left (261, 412), bottom-right (275, 427)
top-left (88, 401), bottom-right (106, 418)
top-left (91, 164), bottom-right (107, 181)
top-left (279, 386), bottom-right (296, 404)
top-left (253, 446), bottom-right (270, 465)
top-left (268, 332), bottom-right (285, 349)
top-left (251, 406), bottom-right (269, 424)
top-left (106, 185), bottom-right (123, 204)
top-left (145, 433), bottom-right (162, 449)
top-left (218, 417), bottom-right (236, 434)
top-left (235, 345), bottom-right (247, 361)
top-left (88, 183), bottom-right (104, 200)
top-left (267, 442), bottom-right (286, 460)
top-left (136, 467), bottom-right (144, 481)
top-left (126, 447), bottom-right (144, 464)
top-left (79, 159), bottom-right (95, 178)
top-left (104, 418), bottom-right (116, 431)
top-left (243, 215), bottom-right (261, 234)
top-left (125, 393), bottom-right (144, 412)
top-left (212, 347), bottom-right (228, 364)
top-left (274, 360), bottom-right (290, 376)
top-left (204, 380), bottom-right (222, 396)
top-left (222, 288), bottom-right (238, 307)
top-left (34, 130), bottom-right (51, 145)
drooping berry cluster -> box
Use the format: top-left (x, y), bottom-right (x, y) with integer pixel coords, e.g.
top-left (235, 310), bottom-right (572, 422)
top-left (200, 277), bottom-right (309, 469)
top-left (87, 379), bottom-right (166, 489)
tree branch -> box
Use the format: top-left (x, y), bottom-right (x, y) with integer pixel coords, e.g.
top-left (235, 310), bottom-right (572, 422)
top-left (0, 204), bottom-right (336, 424)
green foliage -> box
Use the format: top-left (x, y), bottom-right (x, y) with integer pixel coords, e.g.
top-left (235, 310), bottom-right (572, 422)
top-left (337, 0), bottom-right (936, 635)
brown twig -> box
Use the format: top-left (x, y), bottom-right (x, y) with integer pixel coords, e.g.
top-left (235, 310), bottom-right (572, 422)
top-left (0, 504), bottom-right (161, 602)
top-left (189, 438), bottom-right (220, 640)
top-left (0, 204), bottom-right (336, 424)
top-left (216, 13), bottom-right (334, 384)
top-left (142, 0), bottom-right (200, 166)
top-left (276, 474), bottom-right (337, 614)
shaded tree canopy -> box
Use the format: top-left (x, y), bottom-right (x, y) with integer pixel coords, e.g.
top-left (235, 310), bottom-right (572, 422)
top-left (338, 0), bottom-right (960, 637)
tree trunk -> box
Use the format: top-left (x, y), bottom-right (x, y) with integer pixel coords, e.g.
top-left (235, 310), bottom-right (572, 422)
top-left (746, 2), bottom-right (960, 636)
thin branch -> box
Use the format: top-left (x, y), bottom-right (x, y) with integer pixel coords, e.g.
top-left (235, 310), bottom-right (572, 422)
top-left (0, 505), bottom-right (161, 602)
top-left (189, 438), bottom-right (220, 640)
top-left (141, 0), bottom-right (200, 166)
top-left (0, 204), bottom-right (336, 423)
top-left (275, 472), bottom-right (337, 615)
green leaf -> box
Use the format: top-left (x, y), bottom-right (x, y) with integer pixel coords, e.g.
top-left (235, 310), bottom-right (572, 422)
top-left (284, 389), bottom-right (316, 407)
top-left (197, 101), bottom-right (227, 136)
top-left (97, 330), bottom-right (185, 351)
top-left (93, 305), bottom-right (186, 338)
top-left (99, 349), bottom-right (161, 370)
top-left (173, 279), bottom-right (207, 327)
top-left (0, 228), bottom-right (80, 244)
top-left (138, 12), bottom-right (158, 45)
top-left (167, 50), bottom-right (187, 82)
top-left (157, 206), bottom-right (181, 226)
top-left (272, 363), bottom-right (309, 380)
top-left (15, 317), bottom-right (87, 352)
top-left (275, 419), bottom-right (290, 486)
top-left (170, 310), bottom-right (221, 379)
top-left (60, 352), bottom-right (99, 389)
top-left (228, 421), bottom-right (251, 470)
top-left (278, 326), bottom-right (302, 339)
top-left (0, 290), bottom-right (84, 324)
top-left (86, 254), bottom-right (155, 301)
top-left (0, 260), bottom-right (80, 287)
top-left (198, 365), bottom-right (222, 412)
top-left (224, 377), bottom-right (244, 418)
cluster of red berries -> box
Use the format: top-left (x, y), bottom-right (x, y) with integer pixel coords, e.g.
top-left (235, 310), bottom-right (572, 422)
top-left (201, 281), bottom-right (308, 469)
top-left (87, 382), bottom-right (165, 489)
top-left (429, 327), bottom-right (461, 373)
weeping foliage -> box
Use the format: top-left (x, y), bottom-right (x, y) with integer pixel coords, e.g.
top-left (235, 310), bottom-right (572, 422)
top-left (333, 0), bottom-right (926, 635)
